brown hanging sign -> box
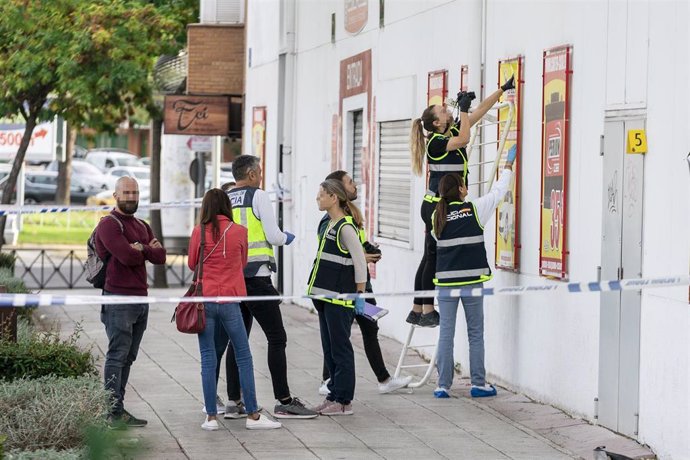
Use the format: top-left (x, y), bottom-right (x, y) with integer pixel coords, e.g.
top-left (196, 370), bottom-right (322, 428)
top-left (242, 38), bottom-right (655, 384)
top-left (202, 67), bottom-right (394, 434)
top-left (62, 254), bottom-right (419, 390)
top-left (164, 95), bottom-right (230, 136)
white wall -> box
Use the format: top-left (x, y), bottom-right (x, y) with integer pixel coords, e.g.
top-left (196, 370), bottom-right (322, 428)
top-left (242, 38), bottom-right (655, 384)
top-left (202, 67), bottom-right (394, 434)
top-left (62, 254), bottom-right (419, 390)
top-left (245, 1), bottom-right (689, 457)
top-left (635, 1), bottom-right (689, 458)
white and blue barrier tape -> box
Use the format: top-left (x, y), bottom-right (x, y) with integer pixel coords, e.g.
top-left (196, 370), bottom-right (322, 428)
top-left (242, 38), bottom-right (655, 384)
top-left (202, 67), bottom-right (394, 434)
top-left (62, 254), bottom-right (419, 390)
top-left (0, 199), bottom-right (203, 216)
top-left (0, 276), bottom-right (687, 308)
top-left (0, 193), bottom-right (291, 216)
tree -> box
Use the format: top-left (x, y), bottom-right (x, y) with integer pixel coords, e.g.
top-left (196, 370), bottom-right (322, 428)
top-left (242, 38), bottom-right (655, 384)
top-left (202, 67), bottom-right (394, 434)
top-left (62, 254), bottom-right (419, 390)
top-left (0, 0), bottom-right (180, 246)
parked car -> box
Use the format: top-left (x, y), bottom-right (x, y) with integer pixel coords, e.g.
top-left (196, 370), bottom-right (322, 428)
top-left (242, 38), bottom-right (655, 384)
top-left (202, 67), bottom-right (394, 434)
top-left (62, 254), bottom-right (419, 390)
top-left (138, 157), bottom-right (151, 166)
top-left (84, 148), bottom-right (139, 172)
top-left (0, 170), bottom-right (101, 204)
top-left (45, 159), bottom-right (109, 190)
top-left (104, 166), bottom-right (150, 190)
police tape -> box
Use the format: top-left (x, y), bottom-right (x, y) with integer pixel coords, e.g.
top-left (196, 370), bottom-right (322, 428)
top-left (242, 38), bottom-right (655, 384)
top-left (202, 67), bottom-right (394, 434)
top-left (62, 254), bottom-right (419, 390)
top-left (0, 276), bottom-right (687, 308)
top-left (0, 199), bottom-right (203, 216)
top-left (0, 195), bottom-right (291, 216)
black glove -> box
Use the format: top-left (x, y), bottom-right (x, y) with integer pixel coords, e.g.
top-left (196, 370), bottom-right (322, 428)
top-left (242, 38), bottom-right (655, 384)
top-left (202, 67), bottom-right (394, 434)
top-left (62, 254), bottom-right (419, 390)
top-left (501, 75), bottom-right (515, 92)
top-left (458, 91), bottom-right (476, 113)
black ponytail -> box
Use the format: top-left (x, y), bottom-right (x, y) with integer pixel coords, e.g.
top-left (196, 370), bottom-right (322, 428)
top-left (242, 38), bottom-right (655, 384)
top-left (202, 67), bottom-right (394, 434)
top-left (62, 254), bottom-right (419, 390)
top-left (434, 173), bottom-right (464, 237)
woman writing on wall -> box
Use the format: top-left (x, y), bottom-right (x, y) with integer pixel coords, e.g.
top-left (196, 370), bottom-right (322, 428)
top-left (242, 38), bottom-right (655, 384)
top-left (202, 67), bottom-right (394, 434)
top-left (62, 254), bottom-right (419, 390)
top-left (408, 77), bottom-right (515, 327)
top-left (431, 145), bottom-right (517, 399)
top-left (307, 179), bottom-right (368, 416)
top-left (189, 189), bottom-right (281, 430)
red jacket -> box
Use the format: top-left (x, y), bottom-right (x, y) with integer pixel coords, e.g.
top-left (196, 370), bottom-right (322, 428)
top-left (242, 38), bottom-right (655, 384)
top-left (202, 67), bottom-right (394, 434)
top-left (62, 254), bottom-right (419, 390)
top-left (187, 216), bottom-right (247, 297)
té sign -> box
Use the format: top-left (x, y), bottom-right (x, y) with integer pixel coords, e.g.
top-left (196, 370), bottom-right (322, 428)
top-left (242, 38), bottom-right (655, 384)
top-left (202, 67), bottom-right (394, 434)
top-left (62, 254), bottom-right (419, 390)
top-left (164, 95), bottom-right (230, 136)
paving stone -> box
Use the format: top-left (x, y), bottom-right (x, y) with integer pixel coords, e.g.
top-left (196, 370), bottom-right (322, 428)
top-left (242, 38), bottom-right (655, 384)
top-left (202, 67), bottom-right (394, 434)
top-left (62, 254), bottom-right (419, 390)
top-left (36, 288), bottom-right (654, 460)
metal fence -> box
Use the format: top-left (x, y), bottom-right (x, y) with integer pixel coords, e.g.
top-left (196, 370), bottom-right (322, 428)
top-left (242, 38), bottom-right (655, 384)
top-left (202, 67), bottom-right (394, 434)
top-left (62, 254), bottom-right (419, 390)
top-left (9, 248), bottom-right (193, 290)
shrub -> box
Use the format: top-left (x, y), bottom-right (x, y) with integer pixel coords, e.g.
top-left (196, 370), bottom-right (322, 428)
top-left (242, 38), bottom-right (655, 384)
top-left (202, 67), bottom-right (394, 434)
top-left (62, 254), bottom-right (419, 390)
top-left (0, 266), bottom-right (34, 324)
top-left (6, 447), bottom-right (85, 459)
top-left (0, 324), bottom-right (97, 381)
top-left (0, 252), bottom-right (15, 270)
top-left (0, 376), bottom-right (110, 452)
top-left (0, 267), bottom-right (29, 294)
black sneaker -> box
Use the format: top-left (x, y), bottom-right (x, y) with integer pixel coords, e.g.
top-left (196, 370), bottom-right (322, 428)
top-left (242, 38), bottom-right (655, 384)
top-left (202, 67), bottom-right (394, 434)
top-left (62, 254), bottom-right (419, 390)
top-left (106, 413), bottom-right (127, 430)
top-left (274, 397), bottom-right (318, 419)
top-left (418, 310), bottom-right (440, 327)
top-left (406, 310), bottom-right (421, 325)
top-left (122, 410), bottom-right (147, 427)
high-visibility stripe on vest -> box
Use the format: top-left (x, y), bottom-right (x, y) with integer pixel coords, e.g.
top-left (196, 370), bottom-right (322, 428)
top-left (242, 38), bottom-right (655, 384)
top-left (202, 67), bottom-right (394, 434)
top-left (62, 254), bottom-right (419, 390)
top-left (307, 216), bottom-right (358, 308)
top-left (425, 125), bottom-right (468, 195)
top-left (227, 186), bottom-right (276, 277)
top-left (317, 214), bottom-right (365, 244)
top-left (432, 201), bottom-right (492, 286)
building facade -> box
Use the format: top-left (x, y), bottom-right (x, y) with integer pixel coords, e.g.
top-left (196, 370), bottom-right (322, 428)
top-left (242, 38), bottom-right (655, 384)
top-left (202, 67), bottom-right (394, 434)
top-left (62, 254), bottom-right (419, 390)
top-left (243, 1), bottom-right (689, 458)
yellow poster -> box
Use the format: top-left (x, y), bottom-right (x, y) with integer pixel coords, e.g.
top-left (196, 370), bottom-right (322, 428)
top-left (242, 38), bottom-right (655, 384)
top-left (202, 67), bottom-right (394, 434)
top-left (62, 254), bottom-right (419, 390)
top-left (495, 58), bottom-right (522, 270)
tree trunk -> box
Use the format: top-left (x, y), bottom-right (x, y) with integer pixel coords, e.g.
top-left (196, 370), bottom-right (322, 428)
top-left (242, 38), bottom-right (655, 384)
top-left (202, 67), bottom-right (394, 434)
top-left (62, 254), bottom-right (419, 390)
top-left (150, 115), bottom-right (167, 288)
top-left (0, 116), bottom-right (38, 249)
top-left (55, 126), bottom-right (76, 205)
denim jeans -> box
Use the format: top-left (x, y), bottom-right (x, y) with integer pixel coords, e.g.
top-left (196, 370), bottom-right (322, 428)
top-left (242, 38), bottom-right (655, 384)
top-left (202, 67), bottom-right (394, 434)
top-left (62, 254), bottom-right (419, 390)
top-left (214, 302), bottom-right (253, 399)
top-left (436, 285), bottom-right (485, 389)
top-left (313, 299), bottom-right (356, 405)
top-left (100, 293), bottom-right (148, 415)
top-left (198, 302), bottom-right (257, 416)
top-left (226, 277), bottom-right (290, 402)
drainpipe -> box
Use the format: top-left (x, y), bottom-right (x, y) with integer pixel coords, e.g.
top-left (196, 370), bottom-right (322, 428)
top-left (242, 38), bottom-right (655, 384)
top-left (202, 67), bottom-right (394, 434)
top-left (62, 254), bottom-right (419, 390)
top-left (478, 0), bottom-right (487, 191)
top-left (276, 0), bottom-right (296, 295)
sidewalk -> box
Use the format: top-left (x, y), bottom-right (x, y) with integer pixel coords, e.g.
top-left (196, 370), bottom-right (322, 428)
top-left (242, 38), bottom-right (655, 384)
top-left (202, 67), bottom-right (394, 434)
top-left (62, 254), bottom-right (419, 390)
top-left (38, 288), bottom-right (655, 460)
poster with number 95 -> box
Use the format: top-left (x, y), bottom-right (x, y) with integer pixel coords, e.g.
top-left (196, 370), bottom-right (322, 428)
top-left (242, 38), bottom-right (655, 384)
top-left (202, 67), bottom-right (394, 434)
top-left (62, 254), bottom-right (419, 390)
top-left (539, 45), bottom-right (572, 279)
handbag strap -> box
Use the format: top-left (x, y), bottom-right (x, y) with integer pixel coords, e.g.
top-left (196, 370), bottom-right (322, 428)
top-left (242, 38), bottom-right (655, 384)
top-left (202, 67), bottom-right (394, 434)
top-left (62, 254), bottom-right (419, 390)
top-left (192, 224), bottom-right (205, 285)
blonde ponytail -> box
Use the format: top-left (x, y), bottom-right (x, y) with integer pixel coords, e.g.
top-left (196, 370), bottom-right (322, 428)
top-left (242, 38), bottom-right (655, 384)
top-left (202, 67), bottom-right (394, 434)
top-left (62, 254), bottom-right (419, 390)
top-left (410, 118), bottom-right (425, 176)
top-left (410, 105), bottom-right (440, 177)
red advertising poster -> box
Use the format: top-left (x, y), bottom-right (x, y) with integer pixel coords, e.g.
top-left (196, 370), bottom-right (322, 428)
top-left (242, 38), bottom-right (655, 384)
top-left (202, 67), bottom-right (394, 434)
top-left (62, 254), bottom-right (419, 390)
top-left (460, 65), bottom-right (469, 92)
top-left (539, 45), bottom-right (572, 279)
top-left (495, 57), bottom-right (523, 271)
top-left (251, 106), bottom-right (267, 189)
top-left (427, 70), bottom-right (447, 106)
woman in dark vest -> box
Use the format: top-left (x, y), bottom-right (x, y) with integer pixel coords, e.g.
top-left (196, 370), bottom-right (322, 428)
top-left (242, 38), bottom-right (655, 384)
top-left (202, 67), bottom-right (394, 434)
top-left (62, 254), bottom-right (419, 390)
top-left (307, 179), bottom-right (367, 416)
top-left (431, 145), bottom-right (517, 398)
top-left (408, 77), bottom-right (515, 327)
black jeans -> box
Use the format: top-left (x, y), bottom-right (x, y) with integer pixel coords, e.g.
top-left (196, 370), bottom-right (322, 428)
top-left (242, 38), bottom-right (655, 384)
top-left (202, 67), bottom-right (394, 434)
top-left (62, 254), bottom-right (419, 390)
top-left (225, 276), bottom-right (291, 401)
top-left (321, 293), bottom-right (390, 383)
top-left (100, 292), bottom-right (148, 415)
top-left (313, 299), bottom-right (356, 405)
top-left (414, 199), bottom-right (437, 305)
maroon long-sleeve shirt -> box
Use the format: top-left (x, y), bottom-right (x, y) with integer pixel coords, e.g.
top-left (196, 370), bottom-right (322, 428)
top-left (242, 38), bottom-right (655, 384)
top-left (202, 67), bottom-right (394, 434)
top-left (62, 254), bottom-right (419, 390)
top-left (95, 210), bottom-right (167, 296)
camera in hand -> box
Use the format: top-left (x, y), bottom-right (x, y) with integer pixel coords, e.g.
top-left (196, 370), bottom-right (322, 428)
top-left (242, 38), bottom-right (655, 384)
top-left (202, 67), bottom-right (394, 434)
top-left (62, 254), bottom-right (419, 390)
top-left (363, 241), bottom-right (381, 255)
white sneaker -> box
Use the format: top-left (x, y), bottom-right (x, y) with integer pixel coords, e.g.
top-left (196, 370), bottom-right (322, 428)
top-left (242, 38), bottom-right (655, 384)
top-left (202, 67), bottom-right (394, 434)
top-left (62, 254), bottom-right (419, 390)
top-left (246, 414), bottom-right (282, 430)
top-left (378, 376), bottom-right (413, 394)
top-left (201, 418), bottom-right (219, 431)
top-left (318, 379), bottom-right (330, 396)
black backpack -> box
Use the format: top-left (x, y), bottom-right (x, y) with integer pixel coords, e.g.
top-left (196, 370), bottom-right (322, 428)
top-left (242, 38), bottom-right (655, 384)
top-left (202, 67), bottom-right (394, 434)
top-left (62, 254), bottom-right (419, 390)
top-left (86, 215), bottom-right (123, 288)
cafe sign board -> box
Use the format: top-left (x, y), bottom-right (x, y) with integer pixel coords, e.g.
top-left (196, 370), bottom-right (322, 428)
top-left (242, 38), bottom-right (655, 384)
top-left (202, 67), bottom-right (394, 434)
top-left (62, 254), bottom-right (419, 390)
top-left (164, 95), bottom-right (229, 136)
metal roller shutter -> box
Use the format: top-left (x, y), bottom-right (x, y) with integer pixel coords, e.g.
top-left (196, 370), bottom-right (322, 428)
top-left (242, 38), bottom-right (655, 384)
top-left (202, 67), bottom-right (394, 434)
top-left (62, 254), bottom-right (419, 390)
top-left (377, 120), bottom-right (411, 242)
top-left (352, 110), bottom-right (363, 208)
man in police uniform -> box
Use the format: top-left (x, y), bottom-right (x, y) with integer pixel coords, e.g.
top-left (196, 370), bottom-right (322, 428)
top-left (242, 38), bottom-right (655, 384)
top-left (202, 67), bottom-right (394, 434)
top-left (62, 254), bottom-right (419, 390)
top-left (224, 155), bottom-right (317, 419)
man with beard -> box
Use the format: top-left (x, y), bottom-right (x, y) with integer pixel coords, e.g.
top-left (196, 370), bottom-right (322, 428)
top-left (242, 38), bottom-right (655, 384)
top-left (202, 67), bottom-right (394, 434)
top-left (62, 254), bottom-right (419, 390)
top-left (95, 176), bottom-right (167, 428)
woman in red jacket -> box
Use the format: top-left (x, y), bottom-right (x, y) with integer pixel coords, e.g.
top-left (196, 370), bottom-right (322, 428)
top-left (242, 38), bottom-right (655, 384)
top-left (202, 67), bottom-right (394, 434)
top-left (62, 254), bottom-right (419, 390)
top-left (188, 189), bottom-right (281, 431)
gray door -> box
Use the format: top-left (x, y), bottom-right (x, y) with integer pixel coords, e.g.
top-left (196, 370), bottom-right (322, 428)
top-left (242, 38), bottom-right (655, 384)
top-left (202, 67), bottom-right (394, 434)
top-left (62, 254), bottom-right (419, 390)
top-left (599, 118), bottom-right (645, 437)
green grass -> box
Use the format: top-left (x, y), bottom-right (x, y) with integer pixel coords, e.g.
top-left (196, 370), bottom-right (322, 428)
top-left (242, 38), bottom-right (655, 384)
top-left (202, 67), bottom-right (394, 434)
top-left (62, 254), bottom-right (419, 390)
top-left (18, 225), bottom-right (92, 245)
top-left (17, 212), bottom-right (104, 246)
